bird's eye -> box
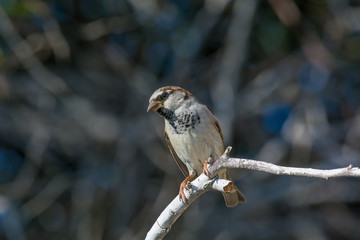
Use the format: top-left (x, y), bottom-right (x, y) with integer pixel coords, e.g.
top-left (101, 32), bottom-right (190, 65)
top-left (159, 92), bottom-right (169, 100)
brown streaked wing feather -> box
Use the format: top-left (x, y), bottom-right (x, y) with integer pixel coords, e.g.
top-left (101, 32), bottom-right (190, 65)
top-left (204, 104), bottom-right (225, 148)
top-left (214, 119), bottom-right (225, 149)
top-left (164, 130), bottom-right (189, 177)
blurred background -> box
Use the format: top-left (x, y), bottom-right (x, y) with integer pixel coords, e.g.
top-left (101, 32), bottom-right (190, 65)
top-left (0, 0), bottom-right (360, 239)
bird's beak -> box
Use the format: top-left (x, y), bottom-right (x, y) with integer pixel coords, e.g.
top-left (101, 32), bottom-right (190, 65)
top-left (147, 101), bottom-right (163, 112)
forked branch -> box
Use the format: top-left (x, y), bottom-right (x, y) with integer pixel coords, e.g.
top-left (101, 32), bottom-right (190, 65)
top-left (145, 146), bottom-right (360, 240)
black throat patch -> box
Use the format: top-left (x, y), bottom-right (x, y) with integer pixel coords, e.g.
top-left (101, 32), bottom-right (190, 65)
top-left (157, 108), bottom-right (201, 134)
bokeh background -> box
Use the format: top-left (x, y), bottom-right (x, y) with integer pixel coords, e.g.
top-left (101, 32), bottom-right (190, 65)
top-left (0, 0), bottom-right (360, 239)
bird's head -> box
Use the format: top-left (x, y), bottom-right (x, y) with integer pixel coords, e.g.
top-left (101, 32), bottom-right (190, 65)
top-left (147, 86), bottom-right (193, 113)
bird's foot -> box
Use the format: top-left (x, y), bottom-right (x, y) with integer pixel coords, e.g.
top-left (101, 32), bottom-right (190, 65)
top-left (202, 157), bottom-right (213, 176)
top-left (179, 172), bottom-right (196, 204)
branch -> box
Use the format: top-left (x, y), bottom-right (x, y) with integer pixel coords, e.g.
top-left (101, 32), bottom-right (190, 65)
top-left (146, 146), bottom-right (360, 240)
top-left (208, 147), bottom-right (360, 180)
top-left (145, 174), bottom-right (234, 240)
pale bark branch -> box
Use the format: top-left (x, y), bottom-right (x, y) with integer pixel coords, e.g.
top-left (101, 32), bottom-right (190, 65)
top-left (209, 147), bottom-right (360, 180)
top-left (145, 175), bottom-right (234, 240)
top-left (146, 146), bottom-right (360, 240)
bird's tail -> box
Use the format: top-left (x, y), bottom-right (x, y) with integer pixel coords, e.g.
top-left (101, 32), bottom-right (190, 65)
top-left (219, 171), bottom-right (246, 207)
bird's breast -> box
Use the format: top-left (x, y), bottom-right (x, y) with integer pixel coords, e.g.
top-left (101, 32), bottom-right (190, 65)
top-left (167, 111), bottom-right (201, 135)
top-left (165, 110), bottom-right (224, 174)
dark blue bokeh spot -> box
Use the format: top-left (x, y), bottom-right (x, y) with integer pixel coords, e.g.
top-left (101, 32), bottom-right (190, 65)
top-left (109, 31), bottom-right (140, 59)
top-left (155, 9), bottom-right (180, 36)
top-left (93, 165), bottom-right (117, 190)
top-left (79, 0), bottom-right (105, 20)
top-left (0, 148), bottom-right (23, 183)
top-left (50, 0), bottom-right (74, 23)
top-left (297, 64), bottom-right (329, 94)
top-left (262, 103), bottom-right (291, 134)
top-left (320, 92), bottom-right (341, 118)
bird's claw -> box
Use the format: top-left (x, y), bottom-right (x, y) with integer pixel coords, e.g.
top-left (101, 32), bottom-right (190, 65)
top-left (178, 173), bottom-right (196, 204)
top-left (202, 158), bottom-right (212, 176)
top-left (179, 182), bottom-right (189, 204)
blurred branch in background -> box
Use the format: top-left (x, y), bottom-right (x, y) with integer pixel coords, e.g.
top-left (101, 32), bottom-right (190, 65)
top-left (0, 5), bottom-right (68, 94)
top-left (268, 0), bottom-right (335, 69)
top-left (212, 0), bottom-right (257, 142)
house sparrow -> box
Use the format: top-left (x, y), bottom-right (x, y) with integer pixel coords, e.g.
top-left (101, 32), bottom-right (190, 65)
top-left (147, 86), bottom-right (246, 207)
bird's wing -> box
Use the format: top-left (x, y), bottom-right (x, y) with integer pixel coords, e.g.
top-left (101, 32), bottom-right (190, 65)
top-left (164, 130), bottom-right (189, 177)
top-left (213, 119), bottom-right (225, 149)
top-left (204, 104), bottom-right (225, 149)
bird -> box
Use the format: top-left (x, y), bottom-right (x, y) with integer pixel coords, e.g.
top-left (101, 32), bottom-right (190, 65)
top-left (147, 86), bottom-right (246, 207)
